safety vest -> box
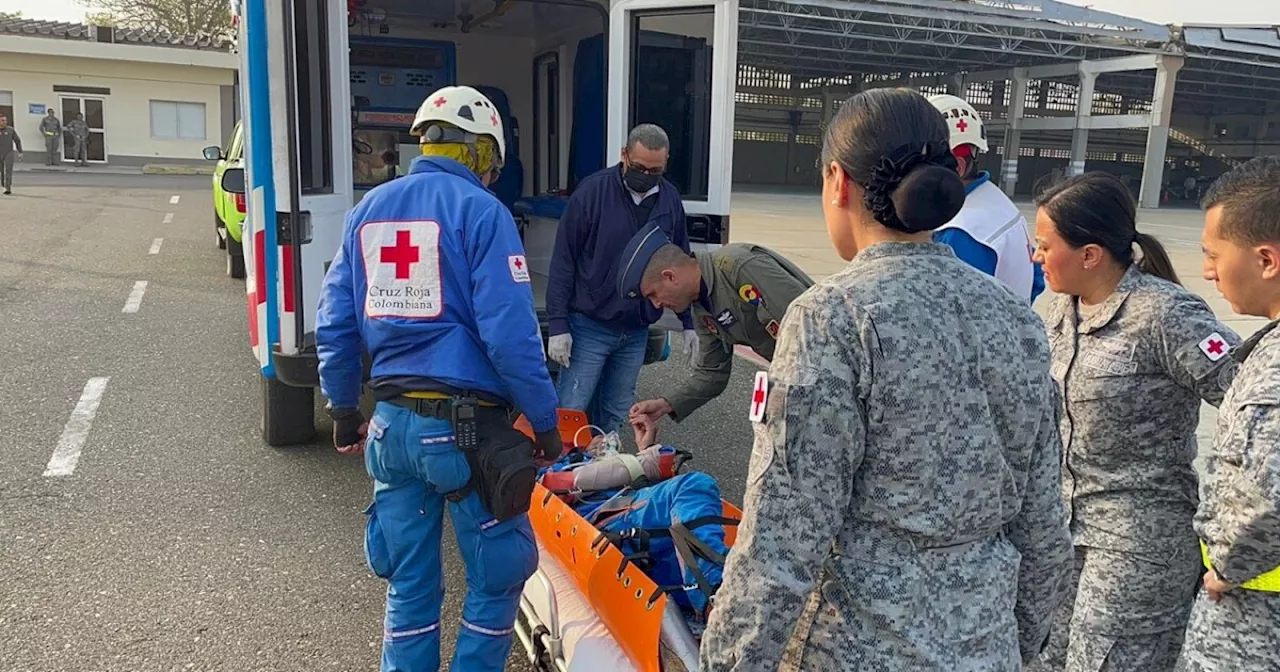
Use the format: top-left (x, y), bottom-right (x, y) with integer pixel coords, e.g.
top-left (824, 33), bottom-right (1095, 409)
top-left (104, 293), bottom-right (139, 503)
top-left (937, 176), bottom-right (1035, 300)
top-left (1200, 540), bottom-right (1280, 592)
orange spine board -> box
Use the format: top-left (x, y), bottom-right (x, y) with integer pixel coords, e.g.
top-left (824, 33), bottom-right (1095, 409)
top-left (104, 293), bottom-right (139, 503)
top-left (528, 483), bottom-right (666, 672)
top-left (515, 410), bottom-right (746, 671)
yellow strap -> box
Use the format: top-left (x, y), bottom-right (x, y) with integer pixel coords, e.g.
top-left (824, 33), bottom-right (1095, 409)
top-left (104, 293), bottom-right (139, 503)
top-left (402, 390), bottom-right (497, 407)
top-left (1200, 540), bottom-right (1280, 592)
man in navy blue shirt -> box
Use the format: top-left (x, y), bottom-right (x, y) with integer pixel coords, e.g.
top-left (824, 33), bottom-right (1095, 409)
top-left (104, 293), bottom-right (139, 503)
top-left (545, 124), bottom-right (695, 433)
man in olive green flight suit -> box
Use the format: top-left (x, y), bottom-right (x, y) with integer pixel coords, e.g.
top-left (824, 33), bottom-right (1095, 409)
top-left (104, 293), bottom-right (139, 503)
top-left (616, 222), bottom-right (813, 428)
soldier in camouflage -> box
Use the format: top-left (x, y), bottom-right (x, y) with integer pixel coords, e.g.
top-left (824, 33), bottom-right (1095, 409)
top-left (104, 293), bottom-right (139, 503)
top-left (1177, 157), bottom-right (1280, 672)
top-left (699, 87), bottom-right (1073, 672)
top-left (1026, 172), bottom-right (1240, 672)
top-left (615, 228), bottom-right (814, 426)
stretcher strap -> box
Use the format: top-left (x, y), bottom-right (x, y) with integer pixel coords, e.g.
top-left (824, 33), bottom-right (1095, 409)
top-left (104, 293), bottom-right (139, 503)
top-left (592, 525), bottom-right (659, 578)
top-left (670, 517), bottom-right (738, 613)
top-left (592, 515), bottom-right (740, 606)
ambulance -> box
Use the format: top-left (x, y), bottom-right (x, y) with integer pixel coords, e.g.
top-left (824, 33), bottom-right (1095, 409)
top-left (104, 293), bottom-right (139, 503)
top-left (225, 0), bottom-right (739, 446)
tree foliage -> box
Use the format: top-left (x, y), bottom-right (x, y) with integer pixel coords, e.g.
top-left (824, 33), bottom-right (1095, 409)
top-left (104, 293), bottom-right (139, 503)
top-left (0, 10), bottom-right (23, 19)
top-left (78, 0), bottom-right (231, 37)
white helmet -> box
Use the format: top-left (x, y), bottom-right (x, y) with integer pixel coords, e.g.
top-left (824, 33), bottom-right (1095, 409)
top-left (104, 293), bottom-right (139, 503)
top-left (410, 85), bottom-right (506, 166)
top-left (928, 93), bottom-right (987, 154)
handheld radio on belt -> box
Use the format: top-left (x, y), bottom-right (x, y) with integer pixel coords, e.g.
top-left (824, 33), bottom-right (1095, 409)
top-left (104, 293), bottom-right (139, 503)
top-left (451, 396), bottom-right (479, 451)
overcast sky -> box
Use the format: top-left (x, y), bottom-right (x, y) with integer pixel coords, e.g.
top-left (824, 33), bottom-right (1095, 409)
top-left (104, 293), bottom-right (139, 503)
top-left (0, 0), bottom-right (1273, 30)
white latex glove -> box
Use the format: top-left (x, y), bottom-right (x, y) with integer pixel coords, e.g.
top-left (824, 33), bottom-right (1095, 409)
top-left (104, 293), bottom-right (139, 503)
top-left (548, 333), bottom-right (573, 368)
top-left (683, 329), bottom-right (699, 366)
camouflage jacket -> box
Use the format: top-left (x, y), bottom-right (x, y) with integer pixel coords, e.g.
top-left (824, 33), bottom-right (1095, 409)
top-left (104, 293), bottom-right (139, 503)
top-left (700, 242), bottom-right (1072, 671)
top-left (1046, 266), bottom-right (1239, 554)
top-left (1197, 319), bottom-right (1280, 585)
top-left (666, 243), bottom-right (813, 421)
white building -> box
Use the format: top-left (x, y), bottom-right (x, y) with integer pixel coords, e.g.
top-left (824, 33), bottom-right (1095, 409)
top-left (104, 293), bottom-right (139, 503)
top-left (0, 19), bottom-right (237, 167)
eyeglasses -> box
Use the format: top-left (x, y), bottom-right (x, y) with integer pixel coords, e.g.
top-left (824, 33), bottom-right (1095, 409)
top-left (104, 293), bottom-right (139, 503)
top-left (628, 162), bottom-right (665, 176)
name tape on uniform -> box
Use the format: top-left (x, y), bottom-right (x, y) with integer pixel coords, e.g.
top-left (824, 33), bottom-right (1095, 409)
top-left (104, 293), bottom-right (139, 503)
top-left (1199, 332), bottom-right (1230, 362)
top-left (361, 220), bottom-right (443, 319)
top-left (508, 254), bottom-right (531, 283)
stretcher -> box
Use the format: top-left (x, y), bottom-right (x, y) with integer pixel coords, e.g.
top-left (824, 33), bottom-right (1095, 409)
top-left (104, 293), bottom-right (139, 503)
top-left (513, 411), bottom-right (743, 672)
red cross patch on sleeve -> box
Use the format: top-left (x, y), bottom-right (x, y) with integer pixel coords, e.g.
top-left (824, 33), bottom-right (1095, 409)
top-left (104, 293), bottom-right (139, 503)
top-left (508, 255), bottom-right (531, 283)
top-left (748, 371), bottom-right (768, 423)
top-left (1198, 333), bottom-right (1229, 362)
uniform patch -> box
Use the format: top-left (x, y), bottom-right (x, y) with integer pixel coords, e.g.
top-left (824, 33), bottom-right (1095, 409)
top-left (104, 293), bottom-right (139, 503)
top-left (1080, 352), bottom-right (1139, 376)
top-left (716, 309), bottom-right (737, 328)
top-left (748, 370), bottom-right (768, 423)
top-left (765, 320), bottom-right (780, 339)
top-left (1091, 335), bottom-right (1136, 362)
top-left (702, 315), bottom-right (719, 335)
top-left (361, 220), bottom-right (442, 319)
top-left (738, 284), bottom-right (762, 306)
top-left (508, 254), bottom-right (531, 283)
top-left (1199, 333), bottom-right (1230, 362)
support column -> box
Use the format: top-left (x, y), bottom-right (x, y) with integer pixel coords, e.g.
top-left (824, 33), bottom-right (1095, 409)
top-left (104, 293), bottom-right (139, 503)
top-left (1002, 68), bottom-right (1029, 198)
top-left (948, 72), bottom-right (966, 96)
top-left (1069, 71), bottom-right (1097, 177)
top-left (1139, 55), bottom-right (1184, 209)
top-left (821, 85), bottom-right (835, 130)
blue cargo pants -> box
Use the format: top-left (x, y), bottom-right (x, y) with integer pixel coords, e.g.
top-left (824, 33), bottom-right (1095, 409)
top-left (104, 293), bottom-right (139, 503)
top-left (362, 401), bottom-right (538, 671)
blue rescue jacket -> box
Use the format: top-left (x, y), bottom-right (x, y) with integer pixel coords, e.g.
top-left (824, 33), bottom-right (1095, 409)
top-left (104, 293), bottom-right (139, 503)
top-left (546, 164), bottom-right (693, 335)
top-left (316, 156), bottom-right (560, 433)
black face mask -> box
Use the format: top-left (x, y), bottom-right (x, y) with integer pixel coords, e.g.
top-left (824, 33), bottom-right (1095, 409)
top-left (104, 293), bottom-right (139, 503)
top-left (624, 164), bottom-right (661, 194)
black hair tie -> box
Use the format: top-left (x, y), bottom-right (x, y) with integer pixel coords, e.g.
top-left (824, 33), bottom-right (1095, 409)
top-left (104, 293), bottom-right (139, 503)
top-left (861, 143), bottom-right (934, 231)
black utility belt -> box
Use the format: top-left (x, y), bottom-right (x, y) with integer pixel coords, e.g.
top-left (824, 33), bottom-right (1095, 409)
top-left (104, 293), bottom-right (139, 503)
top-left (386, 395), bottom-right (511, 421)
top-left (390, 394), bottom-right (534, 523)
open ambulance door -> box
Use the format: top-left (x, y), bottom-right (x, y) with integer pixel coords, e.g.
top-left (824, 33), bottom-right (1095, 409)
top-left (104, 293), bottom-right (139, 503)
top-left (609, 0), bottom-right (738, 334)
top-left (240, 0), bottom-right (352, 446)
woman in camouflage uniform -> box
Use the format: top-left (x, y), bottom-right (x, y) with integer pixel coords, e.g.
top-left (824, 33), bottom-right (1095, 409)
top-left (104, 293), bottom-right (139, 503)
top-left (1028, 172), bottom-right (1241, 672)
top-left (699, 87), bottom-right (1074, 672)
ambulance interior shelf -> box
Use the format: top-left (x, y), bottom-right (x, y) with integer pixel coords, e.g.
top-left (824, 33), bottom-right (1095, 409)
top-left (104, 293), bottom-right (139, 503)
top-left (350, 37), bottom-right (458, 190)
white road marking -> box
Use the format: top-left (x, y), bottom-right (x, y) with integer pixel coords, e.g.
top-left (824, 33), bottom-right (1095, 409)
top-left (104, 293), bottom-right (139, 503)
top-left (162, 212), bottom-right (174, 224)
top-left (149, 238), bottom-right (163, 255)
top-left (122, 281), bottom-right (148, 313)
top-left (169, 195), bottom-right (180, 204)
top-left (43, 377), bottom-right (110, 477)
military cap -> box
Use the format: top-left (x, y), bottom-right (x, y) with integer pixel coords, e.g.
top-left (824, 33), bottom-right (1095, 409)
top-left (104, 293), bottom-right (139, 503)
top-left (617, 222), bottom-right (672, 299)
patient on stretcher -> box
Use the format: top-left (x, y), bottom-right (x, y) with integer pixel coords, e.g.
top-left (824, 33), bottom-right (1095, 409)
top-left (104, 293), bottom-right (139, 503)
top-left (535, 421), bottom-right (733, 629)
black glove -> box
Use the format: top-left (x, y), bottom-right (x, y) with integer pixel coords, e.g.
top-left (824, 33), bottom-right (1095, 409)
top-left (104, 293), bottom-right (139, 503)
top-left (331, 408), bottom-right (366, 449)
top-left (533, 428), bottom-right (565, 463)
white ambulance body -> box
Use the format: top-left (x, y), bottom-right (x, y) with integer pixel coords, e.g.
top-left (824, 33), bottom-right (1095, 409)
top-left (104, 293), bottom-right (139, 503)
top-left (233, 0), bottom-right (739, 446)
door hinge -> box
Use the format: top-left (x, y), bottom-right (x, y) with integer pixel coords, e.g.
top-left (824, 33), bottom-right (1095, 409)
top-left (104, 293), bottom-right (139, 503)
top-left (276, 211), bottom-right (313, 246)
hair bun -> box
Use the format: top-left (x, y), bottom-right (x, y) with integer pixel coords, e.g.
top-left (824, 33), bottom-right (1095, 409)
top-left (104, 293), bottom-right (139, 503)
top-left (891, 164), bottom-right (966, 232)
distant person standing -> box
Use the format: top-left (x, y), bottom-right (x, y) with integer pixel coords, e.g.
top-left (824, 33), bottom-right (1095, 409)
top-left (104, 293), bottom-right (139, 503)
top-left (0, 114), bottom-right (23, 195)
top-left (66, 113), bottom-right (90, 167)
top-left (40, 108), bottom-right (62, 166)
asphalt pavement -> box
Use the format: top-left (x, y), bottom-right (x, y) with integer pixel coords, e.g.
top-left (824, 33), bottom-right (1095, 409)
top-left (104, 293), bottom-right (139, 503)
top-left (0, 173), bottom-right (762, 671)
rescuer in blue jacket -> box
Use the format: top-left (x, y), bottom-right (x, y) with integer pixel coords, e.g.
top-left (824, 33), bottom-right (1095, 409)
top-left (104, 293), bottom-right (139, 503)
top-left (928, 93), bottom-right (1046, 303)
top-left (316, 85), bottom-right (565, 672)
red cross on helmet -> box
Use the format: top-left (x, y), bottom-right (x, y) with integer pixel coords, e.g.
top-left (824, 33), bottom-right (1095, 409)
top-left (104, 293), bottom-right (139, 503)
top-left (927, 93), bottom-right (988, 154)
top-left (410, 85), bottom-right (506, 163)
